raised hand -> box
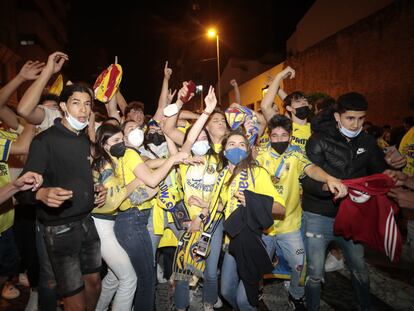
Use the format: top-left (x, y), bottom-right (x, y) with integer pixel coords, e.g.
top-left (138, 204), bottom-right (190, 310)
top-left (204, 86), bottom-right (217, 113)
top-left (43, 51), bottom-right (69, 76)
top-left (277, 66), bottom-right (295, 80)
top-left (18, 61), bottom-right (45, 80)
top-left (167, 89), bottom-right (177, 105)
top-left (164, 61), bottom-right (172, 80)
top-left (230, 79), bottom-right (238, 87)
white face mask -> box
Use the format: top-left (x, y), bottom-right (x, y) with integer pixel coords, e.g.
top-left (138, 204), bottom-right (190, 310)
top-left (191, 140), bottom-right (211, 156)
top-left (64, 109), bottom-right (88, 131)
top-left (128, 128), bottom-right (144, 148)
top-left (338, 120), bottom-right (362, 138)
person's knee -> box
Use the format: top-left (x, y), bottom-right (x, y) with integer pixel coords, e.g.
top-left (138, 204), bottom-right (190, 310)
top-left (305, 276), bottom-right (324, 287)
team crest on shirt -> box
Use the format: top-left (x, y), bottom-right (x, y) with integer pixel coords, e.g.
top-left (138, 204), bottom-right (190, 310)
top-left (206, 164), bottom-right (216, 175)
top-left (271, 176), bottom-right (280, 184)
top-left (285, 163), bottom-right (290, 172)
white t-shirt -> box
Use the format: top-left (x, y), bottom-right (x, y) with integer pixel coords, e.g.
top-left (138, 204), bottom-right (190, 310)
top-left (37, 105), bottom-right (62, 133)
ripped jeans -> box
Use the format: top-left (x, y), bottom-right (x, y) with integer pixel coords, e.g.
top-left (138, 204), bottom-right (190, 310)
top-left (303, 212), bottom-right (370, 311)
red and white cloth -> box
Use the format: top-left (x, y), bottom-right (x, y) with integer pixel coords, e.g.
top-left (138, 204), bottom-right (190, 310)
top-left (334, 174), bottom-right (402, 262)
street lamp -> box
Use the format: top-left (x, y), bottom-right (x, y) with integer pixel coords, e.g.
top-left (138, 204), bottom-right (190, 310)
top-left (207, 28), bottom-right (221, 106)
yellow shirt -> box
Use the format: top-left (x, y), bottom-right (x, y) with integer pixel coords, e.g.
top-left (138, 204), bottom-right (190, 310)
top-left (0, 130), bottom-right (14, 234)
top-left (257, 145), bottom-right (312, 235)
top-left (180, 154), bottom-right (219, 218)
top-left (213, 143), bottom-right (222, 154)
top-left (399, 127), bottom-right (414, 175)
top-left (220, 166), bottom-right (285, 220)
top-left (291, 122), bottom-right (311, 152)
top-left (117, 148), bottom-right (153, 211)
top-left (259, 130), bottom-right (270, 149)
top-left (92, 161), bottom-right (127, 215)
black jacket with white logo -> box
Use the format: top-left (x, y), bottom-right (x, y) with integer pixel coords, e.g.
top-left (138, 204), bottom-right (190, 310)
top-left (302, 121), bottom-right (388, 218)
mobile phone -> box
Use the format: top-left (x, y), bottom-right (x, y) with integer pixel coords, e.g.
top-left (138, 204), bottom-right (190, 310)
top-left (384, 145), bottom-right (403, 161)
top-left (180, 80), bottom-right (196, 103)
top-left (163, 103), bottom-right (179, 117)
top-left (196, 232), bottom-right (211, 257)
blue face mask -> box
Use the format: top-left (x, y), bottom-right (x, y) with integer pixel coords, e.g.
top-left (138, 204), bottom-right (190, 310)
top-left (338, 120), bottom-right (362, 138)
top-left (224, 147), bottom-right (248, 165)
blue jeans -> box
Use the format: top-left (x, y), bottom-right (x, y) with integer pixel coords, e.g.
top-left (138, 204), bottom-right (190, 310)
top-left (303, 211), bottom-right (370, 311)
top-left (114, 208), bottom-right (155, 311)
top-left (174, 219), bottom-right (223, 309)
top-left (36, 221), bottom-right (58, 311)
top-left (221, 250), bottom-right (256, 311)
top-left (262, 230), bottom-right (305, 299)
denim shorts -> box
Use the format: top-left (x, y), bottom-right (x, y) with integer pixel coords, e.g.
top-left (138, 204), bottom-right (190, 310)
top-left (43, 215), bottom-right (101, 297)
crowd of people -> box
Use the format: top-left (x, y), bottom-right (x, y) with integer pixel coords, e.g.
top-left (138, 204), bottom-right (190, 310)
top-left (0, 51), bottom-right (414, 311)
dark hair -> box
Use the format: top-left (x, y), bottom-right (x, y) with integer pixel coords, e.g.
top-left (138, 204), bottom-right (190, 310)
top-left (404, 116), bottom-right (414, 128)
top-left (103, 117), bottom-right (121, 126)
top-left (315, 97), bottom-right (335, 114)
top-left (92, 124), bottom-right (122, 175)
top-left (121, 120), bottom-right (137, 133)
top-left (218, 129), bottom-right (256, 186)
top-left (284, 91), bottom-right (307, 107)
top-left (39, 93), bottom-right (60, 105)
top-left (59, 84), bottom-right (94, 104)
top-left (125, 101), bottom-right (144, 116)
top-left (268, 114), bottom-right (293, 134)
top-left (335, 92), bottom-right (368, 114)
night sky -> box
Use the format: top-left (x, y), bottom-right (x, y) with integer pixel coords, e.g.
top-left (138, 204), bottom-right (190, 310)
top-left (65, 0), bottom-right (314, 115)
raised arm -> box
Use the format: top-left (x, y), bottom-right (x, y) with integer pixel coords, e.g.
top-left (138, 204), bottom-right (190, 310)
top-left (230, 79), bottom-right (241, 105)
top-left (181, 86), bottom-right (217, 153)
top-left (163, 82), bottom-right (193, 145)
top-left (153, 61), bottom-right (173, 122)
top-left (17, 52), bottom-right (68, 124)
top-left (261, 66), bottom-right (295, 122)
top-left (0, 61), bottom-right (44, 129)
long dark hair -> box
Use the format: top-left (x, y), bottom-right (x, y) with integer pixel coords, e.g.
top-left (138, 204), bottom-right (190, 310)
top-left (92, 124), bottom-right (122, 174)
top-left (218, 129), bottom-right (256, 186)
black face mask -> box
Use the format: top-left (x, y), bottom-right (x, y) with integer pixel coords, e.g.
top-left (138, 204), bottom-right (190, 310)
top-left (271, 141), bottom-right (290, 155)
top-left (294, 106), bottom-right (311, 120)
top-left (147, 132), bottom-right (166, 146)
top-left (110, 142), bottom-right (126, 158)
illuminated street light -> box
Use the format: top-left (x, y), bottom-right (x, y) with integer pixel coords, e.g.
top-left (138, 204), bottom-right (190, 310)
top-left (207, 28), bottom-right (221, 106)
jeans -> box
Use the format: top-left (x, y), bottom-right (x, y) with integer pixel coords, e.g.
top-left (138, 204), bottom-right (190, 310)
top-left (304, 211), bottom-right (370, 311)
top-left (114, 208), bottom-right (154, 311)
top-left (36, 221), bottom-right (58, 311)
top-left (221, 250), bottom-right (256, 311)
top-left (174, 219), bottom-right (223, 309)
top-left (262, 230), bottom-right (305, 299)
top-left (93, 217), bottom-right (137, 311)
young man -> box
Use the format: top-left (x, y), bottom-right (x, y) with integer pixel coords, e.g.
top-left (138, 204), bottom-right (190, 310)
top-left (18, 57), bottom-right (107, 310)
top-left (125, 101), bottom-right (145, 127)
top-left (256, 115), bottom-right (346, 310)
top-left (302, 92), bottom-right (389, 311)
top-left (260, 66), bottom-right (312, 152)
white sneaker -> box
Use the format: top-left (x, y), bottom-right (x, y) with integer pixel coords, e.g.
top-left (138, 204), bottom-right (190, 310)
top-left (157, 263), bottom-right (167, 284)
top-left (19, 273), bottom-right (30, 287)
top-left (325, 252), bottom-right (344, 272)
top-left (214, 296), bottom-right (223, 308)
top-left (25, 290), bottom-right (38, 311)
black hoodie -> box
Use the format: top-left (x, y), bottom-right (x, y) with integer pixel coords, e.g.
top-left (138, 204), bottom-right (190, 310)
top-left (17, 119), bottom-right (94, 225)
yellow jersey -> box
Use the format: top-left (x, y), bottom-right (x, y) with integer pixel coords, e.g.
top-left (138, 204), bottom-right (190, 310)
top-left (257, 145), bottom-right (311, 235)
top-left (180, 154), bottom-right (219, 218)
top-left (0, 130), bottom-right (14, 234)
top-left (399, 127), bottom-right (414, 175)
top-left (291, 122), bottom-right (311, 152)
top-left (116, 148), bottom-right (153, 211)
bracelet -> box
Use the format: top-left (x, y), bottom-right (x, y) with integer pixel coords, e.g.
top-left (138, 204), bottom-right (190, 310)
top-left (203, 111), bottom-right (212, 116)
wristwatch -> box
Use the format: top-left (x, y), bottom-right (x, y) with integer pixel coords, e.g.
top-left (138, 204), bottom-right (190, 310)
top-left (198, 213), bottom-right (207, 222)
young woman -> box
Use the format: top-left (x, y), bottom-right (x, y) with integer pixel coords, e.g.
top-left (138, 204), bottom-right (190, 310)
top-left (92, 123), bottom-right (156, 311)
top-left (114, 123), bottom-right (188, 311)
top-left (165, 87), bottom-right (224, 311)
top-left (215, 131), bottom-right (285, 311)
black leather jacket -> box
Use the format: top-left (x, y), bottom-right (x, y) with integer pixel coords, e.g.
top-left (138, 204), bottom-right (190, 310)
top-left (302, 122), bottom-right (387, 218)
